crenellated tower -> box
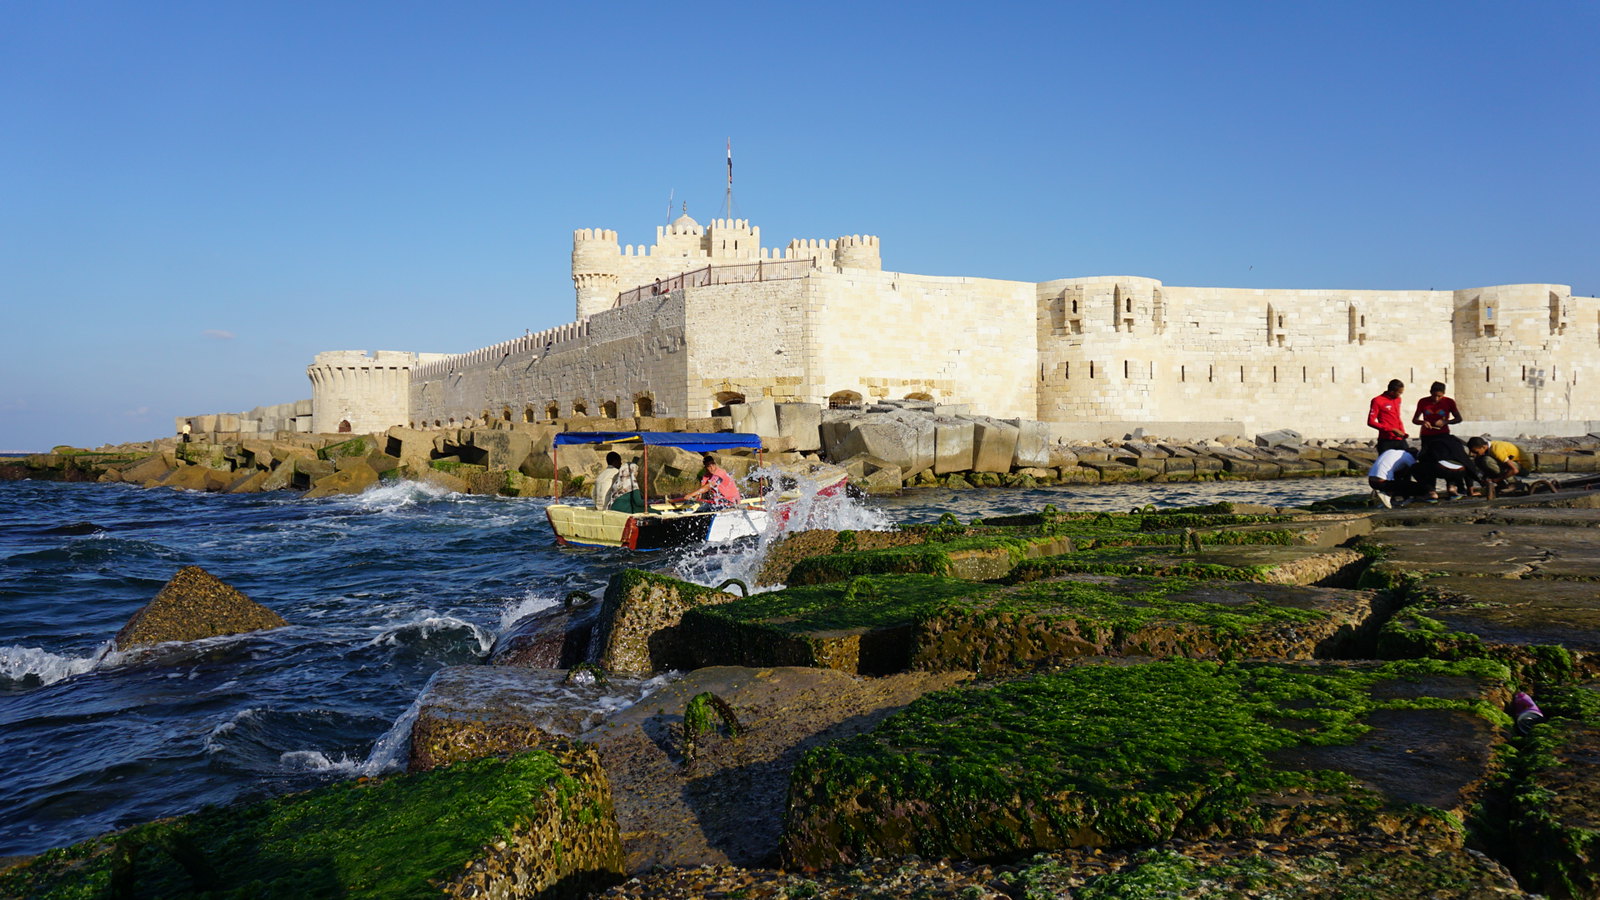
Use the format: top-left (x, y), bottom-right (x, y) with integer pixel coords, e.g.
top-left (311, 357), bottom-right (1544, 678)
top-left (571, 227), bottom-right (622, 321)
top-left (832, 234), bottom-right (881, 270)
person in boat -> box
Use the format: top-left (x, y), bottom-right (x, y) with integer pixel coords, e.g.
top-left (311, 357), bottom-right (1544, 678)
top-left (602, 451), bottom-right (644, 513)
top-left (1468, 436), bottom-right (1532, 491)
top-left (682, 454), bottom-right (741, 508)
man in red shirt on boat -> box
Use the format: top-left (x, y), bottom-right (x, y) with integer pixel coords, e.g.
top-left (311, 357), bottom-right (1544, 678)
top-left (1367, 379), bottom-right (1410, 453)
top-left (682, 455), bottom-right (742, 508)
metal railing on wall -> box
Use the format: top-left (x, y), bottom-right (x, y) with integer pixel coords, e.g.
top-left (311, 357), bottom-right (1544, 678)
top-left (614, 257), bottom-right (818, 308)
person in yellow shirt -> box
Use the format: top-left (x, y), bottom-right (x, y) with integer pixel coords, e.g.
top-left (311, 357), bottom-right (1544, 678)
top-left (1466, 437), bottom-right (1532, 491)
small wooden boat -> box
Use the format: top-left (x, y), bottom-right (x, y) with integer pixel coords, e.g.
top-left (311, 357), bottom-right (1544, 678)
top-left (543, 431), bottom-right (848, 550)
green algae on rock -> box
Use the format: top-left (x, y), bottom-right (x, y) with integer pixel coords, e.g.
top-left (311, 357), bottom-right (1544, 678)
top-left (594, 570), bottom-right (741, 676)
top-left (782, 658), bottom-right (1512, 869)
top-left (1007, 545), bottom-right (1368, 587)
top-left (1503, 682), bottom-right (1600, 899)
top-left (912, 574), bottom-right (1383, 674)
top-left (0, 748), bottom-right (623, 900)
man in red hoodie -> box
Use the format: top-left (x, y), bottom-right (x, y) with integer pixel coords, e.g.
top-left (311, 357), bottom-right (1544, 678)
top-left (1368, 379), bottom-right (1409, 453)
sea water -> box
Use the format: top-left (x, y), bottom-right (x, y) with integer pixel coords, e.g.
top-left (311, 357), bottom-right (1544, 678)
top-left (0, 475), bottom-right (1359, 856)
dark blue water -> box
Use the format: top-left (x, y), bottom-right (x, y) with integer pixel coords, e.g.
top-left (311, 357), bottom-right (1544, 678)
top-left (0, 475), bottom-right (1361, 856)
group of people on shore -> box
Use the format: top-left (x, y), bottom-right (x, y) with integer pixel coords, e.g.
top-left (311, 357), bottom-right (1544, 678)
top-left (1366, 380), bottom-right (1531, 507)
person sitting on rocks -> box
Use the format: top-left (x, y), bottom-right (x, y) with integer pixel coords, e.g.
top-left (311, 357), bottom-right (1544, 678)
top-left (682, 454), bottom-right (741, 509)
top-left (1367, 447), bottom-right (1425, 508)
top-left (1468, 437), bottom-right (1531, 492)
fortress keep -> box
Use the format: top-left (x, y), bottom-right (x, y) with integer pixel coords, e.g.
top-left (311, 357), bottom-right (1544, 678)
top-left (299, 213), bottom-right (1599, 440)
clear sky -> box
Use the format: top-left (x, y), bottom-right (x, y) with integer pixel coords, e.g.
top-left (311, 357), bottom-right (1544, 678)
top-left (2, 2), bottom-right (1596, 451)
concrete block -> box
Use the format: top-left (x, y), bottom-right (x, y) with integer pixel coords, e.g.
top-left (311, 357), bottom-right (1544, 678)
top-left (1006, 419), bottom-right (1051, 468)
top-left (729, 398), bottom-right (781, 438)
top-left (217, 414), bottom-right (241, 433)
top-left (776, 403), bottom-right (823, 452)
top-left (972, 420), bottom-right (1020, 473)
top-left (839, 419), bottom-right (935, 479)
top-left (1255, 429), bottom-right (1304, 449)
top-left (935, 421), bottom-right (975, 474)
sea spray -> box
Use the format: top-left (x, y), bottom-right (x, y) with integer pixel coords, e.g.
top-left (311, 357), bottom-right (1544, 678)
top-left (0, 641), bottom-right (114, 689)
top-left (671, 463), bottom-right (893, 590)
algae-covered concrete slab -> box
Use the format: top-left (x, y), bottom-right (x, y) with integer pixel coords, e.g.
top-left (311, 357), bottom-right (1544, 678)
top-left (1378, 576), bottom-right (1600, 683)
top-left (782, 659), bottom-right (1511, 869)
top-left (1011, 545), bottom-right (1367, 587)
top-left (912, 574), bottom-right (1385, 675)
top-left (1508, 682), bottom-right (1600, 899)
top-left (594, 836), bottom-right (1535, 899)
top-left (408, 665), bottom-right (664, 771)
top-left (0, 748), bottom-right (624, 900)
top-left (578, 665), bottom-right (968, 875)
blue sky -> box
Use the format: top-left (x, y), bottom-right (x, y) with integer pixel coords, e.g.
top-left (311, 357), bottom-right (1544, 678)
top-left (2, 2), bottom-right (1596, 451)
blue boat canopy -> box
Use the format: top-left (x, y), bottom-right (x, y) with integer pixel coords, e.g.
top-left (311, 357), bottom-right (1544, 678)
top-left (552, 431), bottom-right (763, 452)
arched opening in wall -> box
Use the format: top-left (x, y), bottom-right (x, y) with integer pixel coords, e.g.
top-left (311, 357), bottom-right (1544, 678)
top-left (449, 418), bottom-right (457, 425)
top-left (338, 419), bottom-right (352, 433)
top-left (634, 396), bottom-right (655, 417)
top-left (480, 410), bottom-right (492, 426)
top-left (572, 401), bottom-right (588, 417)
top-left (905, 392), bottom-right (933, 402)
top-left (827, 390), bottom-right (863, 410)
top-left (545, 403), bottom-right (560, 420)
top-left (523, 406), bottom-right (536, 423)
top-left (599, 400), bottom-right (618, 418)
top-left (434, 420), bottom-right (442, 428)
top-left (502, 407), bottom-right (512, 421)
top-left (714, 391), bottom-right (746, 408)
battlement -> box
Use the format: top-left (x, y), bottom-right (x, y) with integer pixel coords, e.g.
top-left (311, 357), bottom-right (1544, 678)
top-left (409, 321), bottom-right (590, 381)
top-left (572, 228), bottom-right (619, 245)
top-left (310, 350), bottom-right (424, 367)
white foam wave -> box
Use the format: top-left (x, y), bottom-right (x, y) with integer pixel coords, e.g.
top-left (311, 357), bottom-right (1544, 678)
top-left (279, 749), bottom-right (363, 775)
top-left (204, 707), bottom-right (258, 754)
top-left (0, 642), bottom-right (116, 687)
top-left (351, 480), bottom-right (456, 511)
top-left (672, 464), bottom-right (892, 590)
top-left (367, 615), bottom-right (495, 656)
top-left (499, 590), bottom-right (562, 631)
top-left (357, 684), bottom-right (430, 775)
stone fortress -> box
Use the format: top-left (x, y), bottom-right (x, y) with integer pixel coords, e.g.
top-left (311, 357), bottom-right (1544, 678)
top-left (203, 211), bottom-right (1600, 442)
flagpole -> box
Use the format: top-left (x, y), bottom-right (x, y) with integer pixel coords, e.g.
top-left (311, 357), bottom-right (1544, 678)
top-left (725, 138), bottom-right (733, 219)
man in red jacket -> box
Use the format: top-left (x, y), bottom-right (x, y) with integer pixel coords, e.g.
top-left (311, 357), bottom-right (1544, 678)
top-left (1368, 379), bottom-right (1409, 453)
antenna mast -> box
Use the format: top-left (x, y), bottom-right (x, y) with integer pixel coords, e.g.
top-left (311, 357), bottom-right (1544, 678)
top-left (724, 138), bottom-right (733, 219)
top-left (665, 189), bottom-right (674, 225)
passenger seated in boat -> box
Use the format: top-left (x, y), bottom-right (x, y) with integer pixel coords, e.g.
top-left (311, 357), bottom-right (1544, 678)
top-left (602, 451), bottom-right (644, 513)
top-left (682, 454), bottom-right (741, 509)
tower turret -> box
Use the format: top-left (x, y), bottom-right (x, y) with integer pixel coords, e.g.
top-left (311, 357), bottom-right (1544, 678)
top-left (572, 228), bottom-right (621, 320)
top-left (833, 234), bottom-right (881, 270)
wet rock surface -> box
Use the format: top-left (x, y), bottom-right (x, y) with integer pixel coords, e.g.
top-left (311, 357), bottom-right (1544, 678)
top-left (488, 598), bottom-right (602, 668)
top-left (408, 665), bottom-right (665, 772)
top-left (578, 665), bottom-right (969, 875)
top-left (111, 565), bottom-right (287, 650)
top-left (598, 835), bottom-right (1534, 899)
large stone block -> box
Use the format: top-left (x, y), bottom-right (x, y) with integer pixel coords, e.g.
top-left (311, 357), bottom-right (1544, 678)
top-left (776, 402), bottom-right (823, 452)
top-left (467, 429), bottom-right (534, 471)
top-left (593, 571), bottom-right (739, 676)
top-left (113, 566), bottom-right (287, 650)
top-left (1006, 418), bottom-right (1051, 468)
top-left (304, 461), bottom-right (379, 498)
top-left (838, 419), bottom-right (935, 479)
top-left (971, 419), bottom-right (1020, 473)
top-left (934, 421), bottom-right (975, 474)
top-left (729, 397), bottom-right (781, 438)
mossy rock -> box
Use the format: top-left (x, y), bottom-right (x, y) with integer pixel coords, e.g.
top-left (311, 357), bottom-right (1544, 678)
top-left (680, 575), bottom-right (987, 675)
top-left (1505, 682), bottom-right (1600, 898)
top-left (1360, 524), bottom-right (1600, 584)
top-left (1010, 545), bottom-right (1368, 587)
top-left (113, 566), bottom-right (287, 650)
top-left (783, 658), bottom-right (1513, 868)
top-left (912, 574), bottom-right (1387, 675)
top-left (1375, 575), bottom-right (1594, 686)
top-left (0, 748), bottom-right (623, 899)
top-left (593, 570), bottom-right (740, 676)
top-left (318, 434), bottom-right (379, 463)
top-left (755, 528), bottom-right (927, 586)
top-left (786, 534), bottom-right (1073, 585)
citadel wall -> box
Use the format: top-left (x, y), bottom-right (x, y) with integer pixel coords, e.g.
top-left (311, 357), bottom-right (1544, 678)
top-left (408, 294), bottom-right (690, 426)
